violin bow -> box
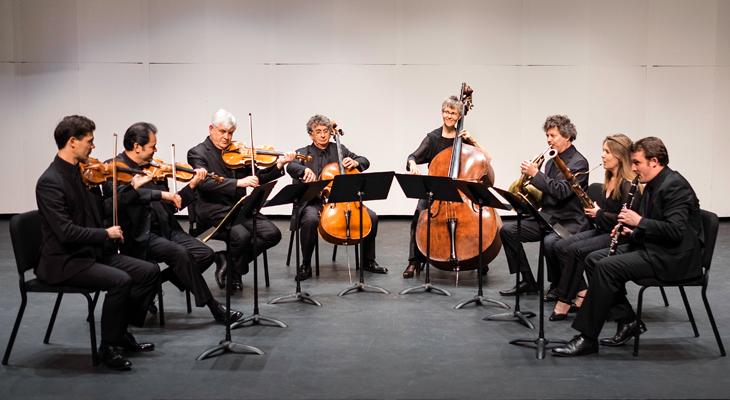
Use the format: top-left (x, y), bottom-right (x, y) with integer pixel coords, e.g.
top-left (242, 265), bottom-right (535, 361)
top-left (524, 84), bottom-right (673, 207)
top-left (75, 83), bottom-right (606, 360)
top-left (112, 133), bottom-right (119, 228)
top-left (248, 113), bottom-right (256, 176)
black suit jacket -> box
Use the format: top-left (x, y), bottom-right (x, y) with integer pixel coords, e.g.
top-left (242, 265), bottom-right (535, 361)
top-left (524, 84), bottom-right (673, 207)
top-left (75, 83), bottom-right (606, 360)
top-left (187, 137), bottom-right (284, 230)
top-left (631, 167), bottom-right (703, 282)
top-left (35, 156), bottom-right (110, 284)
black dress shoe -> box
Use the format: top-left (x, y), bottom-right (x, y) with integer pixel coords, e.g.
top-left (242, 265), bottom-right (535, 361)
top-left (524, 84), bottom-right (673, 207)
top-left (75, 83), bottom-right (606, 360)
top-left (211, 303), bottom-right (243, 324)
top-left (363, 261), bottom-right (388, 274)
top-left (231, 273), bottom-right (243, 292)
top-left (214, 252), bottom-right (227, 289)
top-left (120, 333), bottom-right (155, 353)
top-left (600, 320), bottom-right (647, 347)
top-left (99, 344), bottom-right (132, 371)
top-left (499, 281), bottom-right (538, 296)
top-left (552, 335), bottom-right (598, 357)
top-left (544, 287), bottom-right (559, 303)
top-left (296, 264), bottom-right (312, 281)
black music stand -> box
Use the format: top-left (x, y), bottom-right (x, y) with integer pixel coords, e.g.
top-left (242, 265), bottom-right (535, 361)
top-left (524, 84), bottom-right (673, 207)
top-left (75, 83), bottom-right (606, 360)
top-left (328, 172), bottom-right (394, 297)
top-left (487, 187), bottom-right (566, 359)
top-left (230, 181), bottom-right (288, 329)
top-left (197, 184), bottom-right (276, 360)
top-left (395, 174), bottom-right (463, 297)
top-left (266, 180), bottom-right (331, 307)
top-left (452, 181), bottom-right (511, 310)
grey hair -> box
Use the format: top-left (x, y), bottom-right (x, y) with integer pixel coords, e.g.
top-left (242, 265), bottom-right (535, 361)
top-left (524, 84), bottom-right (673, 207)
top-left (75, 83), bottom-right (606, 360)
top-left (306, 114), bottom-right (333, 133)
top-left (441, 96), bottom-right (463, 114)
top-left (543, 114), bottom-right (577, 141)
top-left (211, 109), bottom-right (237, 129)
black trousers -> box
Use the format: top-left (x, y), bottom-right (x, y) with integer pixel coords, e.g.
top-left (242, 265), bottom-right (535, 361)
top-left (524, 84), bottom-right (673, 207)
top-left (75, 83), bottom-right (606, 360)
top-left (62, 254), bottom-right (159, 345)
top-left (297, 204), bottom-right (378, 266)
top-left (553, 229), bottom-right (610, 303)
top-left (499, 218), bottom-right (583, 284)
top-left (226, 212), bottom-right (281, 275)
top-left (147, 231), bottom-right (215, 307)
top-left (571, 245), bottom-right (655, 339)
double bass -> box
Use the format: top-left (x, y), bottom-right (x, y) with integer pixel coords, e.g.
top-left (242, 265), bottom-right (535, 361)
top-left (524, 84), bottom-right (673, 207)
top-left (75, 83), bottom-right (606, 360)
top-left (415, 83), bottom-right (502, 271)
top-left (317, 125), bottom-right (372, 244)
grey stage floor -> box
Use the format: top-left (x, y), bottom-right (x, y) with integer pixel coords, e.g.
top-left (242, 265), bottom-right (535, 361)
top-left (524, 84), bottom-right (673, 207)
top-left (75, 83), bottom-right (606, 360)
top-left (0, 217), bottom-right (729, 400)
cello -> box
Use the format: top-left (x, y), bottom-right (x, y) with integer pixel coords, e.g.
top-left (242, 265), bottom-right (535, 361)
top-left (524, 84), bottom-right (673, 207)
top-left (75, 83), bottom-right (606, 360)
top-left (317, 124), bottom-right (373, 245)
top-left (415, 83), bottom-right (502, 271)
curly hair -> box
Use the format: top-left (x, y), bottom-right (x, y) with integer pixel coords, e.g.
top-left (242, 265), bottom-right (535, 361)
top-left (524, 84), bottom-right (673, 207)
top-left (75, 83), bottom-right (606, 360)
top-left (543, 115), bottom-right (577, 141)
top-left (306, 114), bottom-right (333, 134)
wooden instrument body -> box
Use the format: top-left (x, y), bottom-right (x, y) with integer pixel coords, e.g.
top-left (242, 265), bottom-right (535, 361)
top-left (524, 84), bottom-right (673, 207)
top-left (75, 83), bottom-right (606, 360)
top-left (317, 162), bottom-right (372, 245)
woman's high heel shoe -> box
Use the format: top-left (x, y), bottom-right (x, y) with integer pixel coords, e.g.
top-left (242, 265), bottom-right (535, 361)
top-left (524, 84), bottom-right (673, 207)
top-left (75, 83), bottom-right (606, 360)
top-left (402, 264), bottom-right (417, 279)
top-left (549, 301), bottom-right (572, 321)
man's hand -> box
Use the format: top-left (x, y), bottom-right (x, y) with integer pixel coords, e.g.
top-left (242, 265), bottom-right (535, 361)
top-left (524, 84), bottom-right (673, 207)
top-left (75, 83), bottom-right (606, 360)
top-left (131, 173), bottom-right (153, 189)
top-left (301, 168), bottom-right (317, 183)
top-left (237, 176), bottom-right (259, 188)
top-left (188, 168), bottom-right (207, 189)
top-left (617, 208), bottom-right (642, 228)
top-left (520, 160), bottom-right (539, 177)
top-left (161, 191), bottom-right (182, 209)
top-left (276, 152), bottom-right (297, 170)
top-left (408, 160), bottom-right (421, 175)
top-left (342, 157), bottom-right (359, 169)
top-left (106, 225), bottom-right (124, 242)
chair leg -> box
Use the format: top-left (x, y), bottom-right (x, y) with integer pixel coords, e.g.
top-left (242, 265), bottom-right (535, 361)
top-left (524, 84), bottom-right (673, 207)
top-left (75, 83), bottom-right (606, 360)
top-left (634, 286), bottom-right (647, 357)
top-left (285, 230), bottom-right (294, 267)
top-left (2, 295), bottom-right (27, 365)
top-left (701, 286), bottom-right (726, 356)
top-left (185, 290), bottom-right (192, 314)
top-left (158, 283), bottom-right (165, 326)
top-left (44, 293), bottom-right (63, 344)
top-left (678, 286), bottom-right (698, 337)
top-left (315, 238), bottom-right (320, 277)
top-left (659, 286), bottom-right (669, 307)
top-left (88, 291), bottom-right (100, 323)
top-left (355, 245), bottom-right (360, 270)
top-left (332, 244), bottom-right (338, 262)
top-left (263, 250), bottom-right (270, 288)
top-left (83, 293), bottom-right (99, 366)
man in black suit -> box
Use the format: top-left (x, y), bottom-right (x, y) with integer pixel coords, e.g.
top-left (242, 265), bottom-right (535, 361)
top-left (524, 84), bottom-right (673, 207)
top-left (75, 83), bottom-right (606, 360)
top-left (499, 115), bottom-right (590, 297)
top-left (35, 115), bottom-right (159, 371)
top-left (553, 136), bottom-right (703, 356)
top-left (111, 122), bottom-right (242, 323)
top-left (187, 109), bottom-right (295, 290)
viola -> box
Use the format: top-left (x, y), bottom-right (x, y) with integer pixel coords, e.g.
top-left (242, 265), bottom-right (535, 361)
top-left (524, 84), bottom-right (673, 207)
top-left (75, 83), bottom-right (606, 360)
top-left (147, 159), bottom-right (224, 183)
top-left (79, 157), bottom-right (140, 186)
top-left (222, 141), bottom-right (311, 169)
top-left (414, 83), bottom-right (502, 271)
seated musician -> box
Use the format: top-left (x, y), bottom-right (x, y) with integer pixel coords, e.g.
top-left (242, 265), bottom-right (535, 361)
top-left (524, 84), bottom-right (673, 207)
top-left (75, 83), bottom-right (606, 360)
top-left (187, 109), bottom-right (295, 290)
top-left (402, 96), bottom-right (494, 279)
top-left (286, 114), bottom-right (388, 281)
top-left (36, 115), bottom-right (159, 371)
top-left (109, 122), bottom-right (243, 323)
top-left (499, 115), bottom-right (590, 297)
top-left (553, 137), bottom-right (703, 356)
top-left (549, 134), bottom-right (638, 321)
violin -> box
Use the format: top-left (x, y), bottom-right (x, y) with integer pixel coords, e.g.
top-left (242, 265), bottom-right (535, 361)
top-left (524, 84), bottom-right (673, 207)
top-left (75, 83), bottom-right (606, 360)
top-left (147, 159), bottom-right (225, 183)
top-left (79, 157), bottom-right (224, 186)
top-left (222, 141), bottom-right (311, 169)
top-left (414, 83), bottom-right (502, 271)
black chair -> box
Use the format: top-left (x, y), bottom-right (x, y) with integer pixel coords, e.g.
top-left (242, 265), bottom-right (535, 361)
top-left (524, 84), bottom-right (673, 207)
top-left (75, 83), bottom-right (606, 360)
top-left (285, 229), bottom-right (357, 276)
top-left (155, 264), bottom-right (193, 326)
top-left (187, 200), bottom-right (270, 287)
top-left (632, 209), bottom-right (726, 357)
top-left (2, 210), bottom-right (100, 366)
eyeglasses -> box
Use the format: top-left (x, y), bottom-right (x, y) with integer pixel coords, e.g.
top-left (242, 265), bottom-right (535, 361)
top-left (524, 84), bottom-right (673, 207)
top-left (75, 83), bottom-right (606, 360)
top-left (312, 129), bottom-right (330, 135)
top-left (442, 110), bottom-right (459, 117)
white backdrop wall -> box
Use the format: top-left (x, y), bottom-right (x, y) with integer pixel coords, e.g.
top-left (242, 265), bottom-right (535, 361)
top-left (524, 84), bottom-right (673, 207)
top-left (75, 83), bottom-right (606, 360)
top-left (1, 0), bottom-right (728, 216)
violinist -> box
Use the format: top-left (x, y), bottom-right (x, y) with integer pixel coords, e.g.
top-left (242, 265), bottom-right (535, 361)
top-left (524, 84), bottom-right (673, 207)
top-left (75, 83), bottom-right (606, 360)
top-left (107, 122), bottom-right (243, 324)
top-left (187, 109), bottom-right (296, 290)
top-left (549, 134), bottom-right (639, 321)
top-left (498, 115), bottom-right (590, 297)
top-left (35, 115), bottom-right (159, 371)
top-left (401, 96), bottom-right (494, 279)
top-left (286, 114), bottom-right (388, 281)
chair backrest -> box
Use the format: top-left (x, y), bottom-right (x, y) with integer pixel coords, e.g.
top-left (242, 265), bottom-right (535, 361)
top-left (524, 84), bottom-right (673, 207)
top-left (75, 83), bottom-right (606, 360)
top-left (9, 210), bottom-right (43, 276)
top-left (700, 209), bottom-right (719, 272)
top-left (586, 182), bottom-right (604, 203)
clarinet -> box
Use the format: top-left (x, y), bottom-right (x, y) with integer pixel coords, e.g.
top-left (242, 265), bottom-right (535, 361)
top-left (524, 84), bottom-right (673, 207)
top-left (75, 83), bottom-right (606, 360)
top-left (607, 176), bottom-right (641, 256)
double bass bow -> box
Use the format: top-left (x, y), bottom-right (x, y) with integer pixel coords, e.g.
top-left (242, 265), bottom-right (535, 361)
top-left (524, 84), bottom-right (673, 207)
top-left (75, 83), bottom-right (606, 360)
top-left (415, 83), bottom-right (502, 271)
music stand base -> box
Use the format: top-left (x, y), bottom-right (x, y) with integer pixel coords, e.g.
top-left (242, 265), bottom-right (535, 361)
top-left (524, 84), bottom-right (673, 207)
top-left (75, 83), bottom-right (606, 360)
top-left (454, 295), bottom-right (509, 309)
top-left (196, 340), bottom-right (264, 361)
top-left (268, 291), bottom-right (322, 307)
top-left (232, 313), bottom-right (288, 329)
top-left (399, 283), bottom-right (451, 296)
top-left (338, 282), bottom-right (390, 296)
top-left (485, 310), bottom-right (536, 330)
top-left (509, 337), bottom-right (568, 360)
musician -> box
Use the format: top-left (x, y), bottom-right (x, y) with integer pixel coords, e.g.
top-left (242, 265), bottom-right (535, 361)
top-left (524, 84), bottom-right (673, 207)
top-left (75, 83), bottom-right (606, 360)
top-left (549, 134), bottom-right (638, 321)
top-left (401, 95), bottom-right (494, 278)
top-left (552, 137), bottom-right (703, 356)
top-left (286, 114), bottom-right (388, 281)
top-left (187, 109), bottom-right (295, 290)
top-left (36, 115), bottom-right (159, 371)
top-left (499, 115), bottom-right (590, 296)
top-left (109, 122), bottom-right (243, 323)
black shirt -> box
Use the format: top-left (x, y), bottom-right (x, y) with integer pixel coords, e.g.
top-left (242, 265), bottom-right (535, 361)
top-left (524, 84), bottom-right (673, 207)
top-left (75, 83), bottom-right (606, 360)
top-left (406, 127), bottom-right (454, 170)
